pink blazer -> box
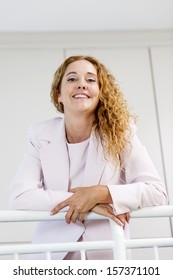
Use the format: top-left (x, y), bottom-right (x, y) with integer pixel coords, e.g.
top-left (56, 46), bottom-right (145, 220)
top-left (9, 117), bottom-right (167, 259)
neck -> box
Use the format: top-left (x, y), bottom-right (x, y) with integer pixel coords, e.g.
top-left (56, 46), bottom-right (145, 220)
top-left (64, 114), bottom-right (95, 143)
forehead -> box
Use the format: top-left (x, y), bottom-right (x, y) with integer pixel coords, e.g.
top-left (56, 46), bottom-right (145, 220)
top-left (64, 60), bottom-right (97, 75)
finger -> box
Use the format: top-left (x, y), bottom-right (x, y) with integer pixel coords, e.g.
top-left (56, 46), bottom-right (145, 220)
top-left (118, 217), bottom-right (127, 226)
top-left (65, 207), bottom-right (74, 224)
top-left (116, 213), bottom-right (129, 226)
top-left (112, 216), bottom-right (124, 227)
top-left (78, 212), bottom-right (86, 223)
top-left (105, 210), bottom-right (124, 227)
top-left (118, 214), bottom-right (130, 225)
top-left (126, 213), bottom-right (130, 223)
top-left (70, 210), bottom-right (79, 224)
top-left (50, 199), bottom-right (69, 215)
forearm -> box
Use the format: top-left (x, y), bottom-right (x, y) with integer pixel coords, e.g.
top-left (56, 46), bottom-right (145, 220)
top-left (9, 187), bottom-right (72, 211)
top-left (107, 181), bottom-right (168, 214)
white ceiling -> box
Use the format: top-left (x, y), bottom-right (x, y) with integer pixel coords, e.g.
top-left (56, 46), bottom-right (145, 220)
top-left (0, 0), bottom-right (173, 32)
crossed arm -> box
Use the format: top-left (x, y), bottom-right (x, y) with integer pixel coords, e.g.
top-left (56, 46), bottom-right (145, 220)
top-left (50, 185), bottom-right (130, 227)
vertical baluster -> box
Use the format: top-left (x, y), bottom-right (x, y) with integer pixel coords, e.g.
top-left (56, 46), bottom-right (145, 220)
top-left (153, 246), bottom-right (159, 259)
top-left (80, 250), bottom-right (86, 260)
top-left (14, 253), bottom-right (19, 260)
top-left (46, 251), bottom-right (51, 260)
top-left (109, 219), bottom-right (127, 260)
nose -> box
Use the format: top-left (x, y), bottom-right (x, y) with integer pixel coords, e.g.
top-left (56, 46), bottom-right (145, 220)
top-left (77, 85), bottom-right (87, 89)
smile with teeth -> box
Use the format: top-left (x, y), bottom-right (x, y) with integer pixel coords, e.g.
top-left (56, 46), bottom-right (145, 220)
top-left (73, 93), bottom-right (90, 99)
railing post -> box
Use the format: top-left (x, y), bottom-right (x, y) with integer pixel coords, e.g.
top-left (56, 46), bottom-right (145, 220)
top-left (109, 219), bottom-right (127, 260)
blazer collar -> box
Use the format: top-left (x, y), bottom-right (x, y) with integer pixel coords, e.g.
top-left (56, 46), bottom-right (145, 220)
top-left (39, 117), bottom-right (107, 189)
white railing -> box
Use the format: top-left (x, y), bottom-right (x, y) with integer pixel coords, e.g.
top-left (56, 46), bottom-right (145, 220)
top-left (0, 205), bottom-right (173, 260)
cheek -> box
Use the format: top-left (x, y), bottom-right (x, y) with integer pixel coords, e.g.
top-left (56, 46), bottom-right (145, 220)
top-left (58, 93), bottom-right (62, 103)
top-left (95, 90), bottom-right (100, 101)
top-left (94, 85), bottom-right (100, 96)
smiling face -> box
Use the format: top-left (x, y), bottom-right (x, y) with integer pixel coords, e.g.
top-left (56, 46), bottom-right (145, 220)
top-left (58, 60), bottom-right (100, 117)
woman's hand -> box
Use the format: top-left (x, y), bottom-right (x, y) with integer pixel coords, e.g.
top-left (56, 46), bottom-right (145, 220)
top-left (91, 203), bottom-right (130, 227)
top-left (51, 186), bottom-right (108, 223)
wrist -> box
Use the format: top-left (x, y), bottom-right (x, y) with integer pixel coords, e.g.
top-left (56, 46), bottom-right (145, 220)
top-left (96, 185), bottom-right (113, 204)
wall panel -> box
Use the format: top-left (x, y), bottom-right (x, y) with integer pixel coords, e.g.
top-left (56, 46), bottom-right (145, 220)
top-left (150, 47), bottom-right (173, 203)
top-left (0, 49), bottom-right (64, 243)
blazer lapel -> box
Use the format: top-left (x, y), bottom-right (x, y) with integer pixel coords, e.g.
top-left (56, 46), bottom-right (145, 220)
top-left (38, 117), bottom-right (114, 190)
top-left (39, 117), bottom-right (70, 191)
top-left (83, 133), bottom-right (107, 186)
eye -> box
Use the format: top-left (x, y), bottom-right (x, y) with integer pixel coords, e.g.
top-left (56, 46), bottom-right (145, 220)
top-left (87, 78), bottom-right (96, 83)
top-left (67, 77), bottom-right (77, 82)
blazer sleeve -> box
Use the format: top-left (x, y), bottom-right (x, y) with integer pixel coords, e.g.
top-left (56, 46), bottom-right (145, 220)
top-left (9, 126), bottom-right (71, 211)
top-left (107, 129), bottom-right (168, 214)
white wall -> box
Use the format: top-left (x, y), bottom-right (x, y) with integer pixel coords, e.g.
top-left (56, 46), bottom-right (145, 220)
top-left (0, 31), bottom-right (172, 259)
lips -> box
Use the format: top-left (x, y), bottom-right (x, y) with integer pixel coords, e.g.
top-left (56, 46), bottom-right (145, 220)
top-left (72, 93), bottom-right (90, 99)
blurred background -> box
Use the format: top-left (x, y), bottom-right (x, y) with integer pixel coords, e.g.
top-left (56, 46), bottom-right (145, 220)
top-left (0, 0), bottom-right (173, 259)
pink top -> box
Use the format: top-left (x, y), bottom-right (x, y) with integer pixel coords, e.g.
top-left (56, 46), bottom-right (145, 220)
top-left (67, 138), bottom-right (90, 188)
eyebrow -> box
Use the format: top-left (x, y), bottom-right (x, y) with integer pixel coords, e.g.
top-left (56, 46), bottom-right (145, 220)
top-left (65, 71), bottom-right (97, 77)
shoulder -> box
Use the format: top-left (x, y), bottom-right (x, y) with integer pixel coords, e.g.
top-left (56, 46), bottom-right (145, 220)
top-left (28, 115), bottom-right (64, 140)
top-left (32, 115), bottom-right (63, 133)
top-left (127, 118), bottom-right (137, 142)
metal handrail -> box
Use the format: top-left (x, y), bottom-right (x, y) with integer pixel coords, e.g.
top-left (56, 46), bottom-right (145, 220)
top-left (1, 205), bottom-right (173, 222)
top-left (0, 210), bottom-right (126, 259)
top-left (130, 205), bottom-right (173, 218)
top-left (0, 205), bottom-right (173, 260)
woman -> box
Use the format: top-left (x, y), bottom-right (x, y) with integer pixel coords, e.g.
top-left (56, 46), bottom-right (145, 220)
top-left (10, 55), bottom-right (167, 260)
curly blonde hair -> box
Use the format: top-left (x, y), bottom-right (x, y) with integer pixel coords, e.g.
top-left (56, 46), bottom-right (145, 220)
top-left (50, 55), bottom-right (134, 166)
